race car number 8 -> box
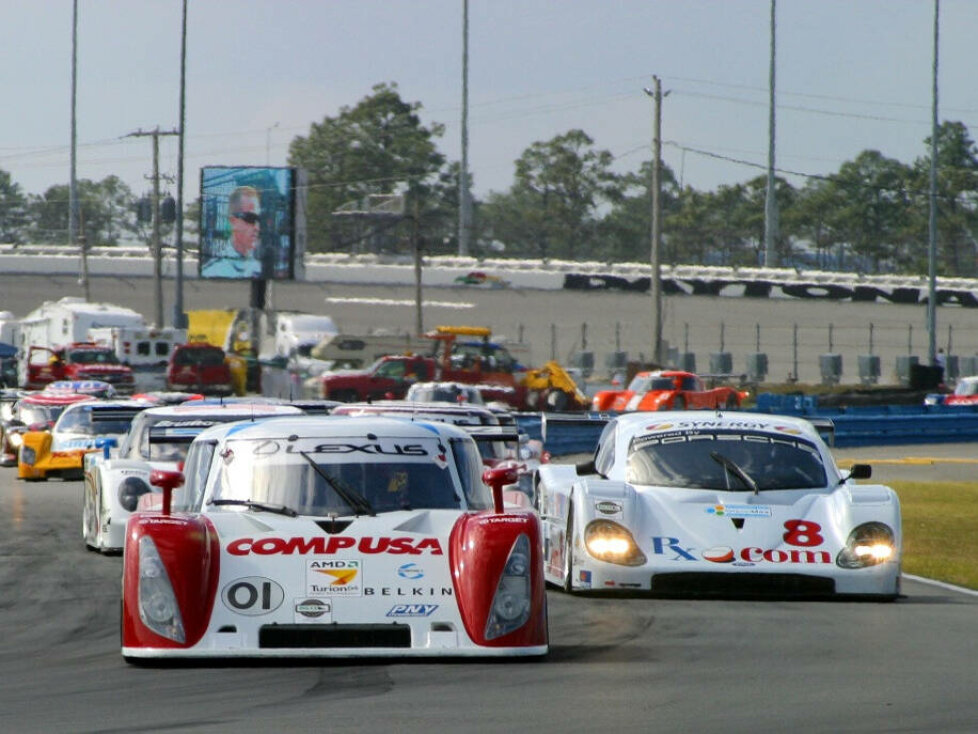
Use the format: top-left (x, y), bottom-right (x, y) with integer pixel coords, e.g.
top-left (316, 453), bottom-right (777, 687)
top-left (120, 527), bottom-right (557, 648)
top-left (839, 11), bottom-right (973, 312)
top-left (782, 520), bottom-right (823, 547)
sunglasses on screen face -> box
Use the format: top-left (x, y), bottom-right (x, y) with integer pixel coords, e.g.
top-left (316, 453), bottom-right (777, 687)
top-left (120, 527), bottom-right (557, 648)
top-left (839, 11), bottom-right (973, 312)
top-left (231, 211), bottom-right (260, 225)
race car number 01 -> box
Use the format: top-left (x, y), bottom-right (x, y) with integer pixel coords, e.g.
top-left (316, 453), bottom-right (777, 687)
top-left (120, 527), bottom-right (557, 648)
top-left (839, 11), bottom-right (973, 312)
top-left (221, 577), bottom-right (285, 615)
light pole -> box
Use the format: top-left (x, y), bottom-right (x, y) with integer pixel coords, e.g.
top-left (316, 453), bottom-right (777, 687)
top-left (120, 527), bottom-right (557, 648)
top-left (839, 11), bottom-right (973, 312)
top-left (266, 121), bottom-right (280, 165)
top-left (458, 0), bottom-right (472, 257)
top-left (927, 0), bottom-right (940, 367)
top-left (764, 0), bottom-right (778, 268)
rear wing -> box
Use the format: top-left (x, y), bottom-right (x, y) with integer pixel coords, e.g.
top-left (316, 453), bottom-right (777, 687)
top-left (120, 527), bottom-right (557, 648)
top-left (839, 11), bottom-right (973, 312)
top-left (89, 406), bottom-right (146, 424)
top-left (540, 413), bottom-right (611, 456)
top-left (464, 425), bottom-right (521, 444)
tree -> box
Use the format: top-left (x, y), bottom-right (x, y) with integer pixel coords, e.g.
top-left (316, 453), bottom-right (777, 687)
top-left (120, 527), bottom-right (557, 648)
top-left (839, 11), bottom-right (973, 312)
top-left (599, 160), bottom-right (679, 264)
top-left (822, 151), bottom-right (914, 273)
top-left (0, 169), bottom-right (30, 244)
top-left (29, 176), bottom-right (139, 246)
top-left (287, 82), bottom-right (446, 253)
top-left (908, 121), bottom-right (978, 276)
top-left (508, 129), bottom-right (621, 260)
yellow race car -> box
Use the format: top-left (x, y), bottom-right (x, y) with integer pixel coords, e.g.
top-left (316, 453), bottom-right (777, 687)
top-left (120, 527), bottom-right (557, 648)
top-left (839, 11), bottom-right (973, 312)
top-left (18, 399), bottom-right (151, 481)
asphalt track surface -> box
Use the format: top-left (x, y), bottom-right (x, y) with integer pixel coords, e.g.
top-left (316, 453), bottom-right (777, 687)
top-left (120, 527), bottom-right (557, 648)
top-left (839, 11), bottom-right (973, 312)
top-left (4, 272), bottom-right (978, 386)
top-left (2, 446), bottom-right (978, 733)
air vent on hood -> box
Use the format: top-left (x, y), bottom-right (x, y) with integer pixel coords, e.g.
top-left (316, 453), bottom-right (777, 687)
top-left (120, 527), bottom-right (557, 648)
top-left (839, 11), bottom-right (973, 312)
top-left (315, 519), bottom-right (353, 534)
top-left (731, 518), bottom-right (745, 530)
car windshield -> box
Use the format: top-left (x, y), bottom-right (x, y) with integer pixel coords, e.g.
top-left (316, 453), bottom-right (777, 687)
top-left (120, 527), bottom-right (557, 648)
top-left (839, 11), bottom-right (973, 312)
top-left (19, 404), bottom-right (58, 425)
top-left (954, 380), bottom-right (978, 396)
top-left (67, 349), bottom-right (119, 365)
top-left (175, 347), bottom-right (225, 367)
top-left (207, 435), bottom-right (484, 516)
top-left (56, 408), bottom-right (133, 436)
top-left (626, 430), bottom-right (827, 491)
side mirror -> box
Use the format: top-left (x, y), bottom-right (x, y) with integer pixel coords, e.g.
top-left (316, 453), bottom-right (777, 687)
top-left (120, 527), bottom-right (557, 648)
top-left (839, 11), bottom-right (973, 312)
top-left (482, 462), bottom-right (520, 513)
top-left (149, 469), bottom-right (185, 515)
top-left (848, 463), bottom-right (872, 480)
top-left (94, 436), bottom-right (118, 459)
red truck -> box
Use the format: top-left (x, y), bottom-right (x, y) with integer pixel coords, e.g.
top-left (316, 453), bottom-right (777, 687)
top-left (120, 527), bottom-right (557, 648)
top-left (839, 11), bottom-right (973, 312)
top-left (165, 342), bottom-right (234, 396)
top-left (318, 326), bottom-right (589, 411)
top-left (23, 343), bottom-right (135, 393)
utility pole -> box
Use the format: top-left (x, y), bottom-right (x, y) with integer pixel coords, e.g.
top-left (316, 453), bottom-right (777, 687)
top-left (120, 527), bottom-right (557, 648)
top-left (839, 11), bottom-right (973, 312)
top-left (412, 196), bottom-right (423, 335)
top-left (126, 127), bottom-right (179, 328)
top-left (644, 77), bottom-right (666, 365)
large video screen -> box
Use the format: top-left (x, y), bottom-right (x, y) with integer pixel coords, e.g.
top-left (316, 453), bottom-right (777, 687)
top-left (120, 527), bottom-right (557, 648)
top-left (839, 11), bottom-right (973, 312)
top-left (199, 166), bottom-right (298, 280)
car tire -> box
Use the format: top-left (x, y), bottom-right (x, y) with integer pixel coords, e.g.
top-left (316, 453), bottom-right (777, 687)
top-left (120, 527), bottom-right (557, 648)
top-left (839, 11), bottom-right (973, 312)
top-left (83, 488), bottom-right (98, 551)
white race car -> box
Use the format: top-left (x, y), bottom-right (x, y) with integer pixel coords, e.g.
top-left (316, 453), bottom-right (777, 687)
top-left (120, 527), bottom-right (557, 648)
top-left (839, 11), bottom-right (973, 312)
top-left (121, 415), bottom-right (548, 660)
top-left (536, 411), bottom-right (901, 599)
top-left (332, 401), bottom-right (544, 508)
top-left (83, 402), bottom-right (304, 553)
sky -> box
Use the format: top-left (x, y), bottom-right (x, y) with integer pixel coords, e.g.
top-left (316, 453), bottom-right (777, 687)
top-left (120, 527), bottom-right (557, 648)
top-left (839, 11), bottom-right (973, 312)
top-left (2, 0), bottom-right (977, 204)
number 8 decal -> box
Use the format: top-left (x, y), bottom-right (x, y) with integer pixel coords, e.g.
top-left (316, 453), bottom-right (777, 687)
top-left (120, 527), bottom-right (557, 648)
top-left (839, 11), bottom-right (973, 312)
top-left (783, 519), bottom-right (824, 547)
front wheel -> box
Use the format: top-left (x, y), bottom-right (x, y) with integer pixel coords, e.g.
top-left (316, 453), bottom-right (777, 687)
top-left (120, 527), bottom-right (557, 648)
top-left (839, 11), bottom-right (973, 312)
top-left (562, 506), bottom-right (575, 593)
top-left (82, 488), bottom-right (98, 551)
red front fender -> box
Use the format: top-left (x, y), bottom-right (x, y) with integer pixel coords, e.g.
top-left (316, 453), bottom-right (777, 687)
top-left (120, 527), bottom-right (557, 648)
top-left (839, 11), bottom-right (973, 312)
top-left (121, 513), bottom-right (220, 650)
top-left (449, 511), bottom-right (548, 649)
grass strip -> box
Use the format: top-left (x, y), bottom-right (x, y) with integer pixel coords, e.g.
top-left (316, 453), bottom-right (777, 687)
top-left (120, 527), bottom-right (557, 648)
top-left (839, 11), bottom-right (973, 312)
top-left (890, 480), bottom-right (978, 591)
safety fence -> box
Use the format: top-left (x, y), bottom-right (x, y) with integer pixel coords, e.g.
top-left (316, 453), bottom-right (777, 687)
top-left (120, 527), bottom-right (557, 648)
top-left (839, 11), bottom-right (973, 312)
top-left (518, 401), bottom-right (978, 454)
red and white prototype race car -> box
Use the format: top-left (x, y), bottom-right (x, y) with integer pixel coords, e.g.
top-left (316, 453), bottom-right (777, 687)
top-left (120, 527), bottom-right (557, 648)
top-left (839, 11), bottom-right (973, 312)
top-left (121, 415), bottom-right (548, 660)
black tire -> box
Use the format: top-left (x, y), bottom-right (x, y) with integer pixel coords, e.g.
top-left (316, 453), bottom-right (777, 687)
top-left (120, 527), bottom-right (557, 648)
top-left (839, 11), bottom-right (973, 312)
top-left (332, 389), bottom-right (359, 403)
top-left (562, 503), bottom-right (575, 593)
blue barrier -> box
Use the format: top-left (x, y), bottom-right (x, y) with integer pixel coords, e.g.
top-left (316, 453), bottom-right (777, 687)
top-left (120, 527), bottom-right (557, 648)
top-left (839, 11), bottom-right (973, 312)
top-left (751, 395), bottom-right (978, 447)
top-left (520, 401), bottom-right (978, 452)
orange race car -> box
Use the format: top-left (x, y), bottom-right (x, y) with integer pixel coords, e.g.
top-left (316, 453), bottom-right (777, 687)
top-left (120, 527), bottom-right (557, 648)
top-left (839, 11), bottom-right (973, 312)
top-left (591, 370), bottom-right (747, 412)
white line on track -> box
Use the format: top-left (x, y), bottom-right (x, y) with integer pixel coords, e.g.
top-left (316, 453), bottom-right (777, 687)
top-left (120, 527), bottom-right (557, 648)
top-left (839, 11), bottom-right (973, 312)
top-left (903, 573), bottom-right (978, 597)
top-left (325, 297), bottom-right (474, 309)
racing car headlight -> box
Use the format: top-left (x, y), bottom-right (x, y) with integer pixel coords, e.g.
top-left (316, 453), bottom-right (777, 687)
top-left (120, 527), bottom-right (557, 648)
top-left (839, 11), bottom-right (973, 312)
top-left (584, 520), bottom-right (647, 566)
top-left (20, 446), bottom-right (36, 466)
top-left (8, 431), bottom-right (23, 449)
top-left (836, 522), bottom-right (896, 569)
top-left (137, 536), bottom-right (186, 643)
top-left (119, 476), bottom-right (153, 513)
top-left (485, 534), bottom-right (532, 640)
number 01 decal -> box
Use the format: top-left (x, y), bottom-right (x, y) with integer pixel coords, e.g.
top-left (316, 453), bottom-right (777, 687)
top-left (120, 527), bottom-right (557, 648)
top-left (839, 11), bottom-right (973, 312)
top-left (782, 520), bottom-right (824, 547)
top-left (221, 576), bottom-right (285, 615)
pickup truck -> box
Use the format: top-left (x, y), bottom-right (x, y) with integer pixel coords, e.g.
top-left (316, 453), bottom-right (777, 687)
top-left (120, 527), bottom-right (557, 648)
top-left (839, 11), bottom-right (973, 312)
top-left (23, 343), bottom-right (135, 393)
top-left (318, 326), bottom-right (589, 411)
